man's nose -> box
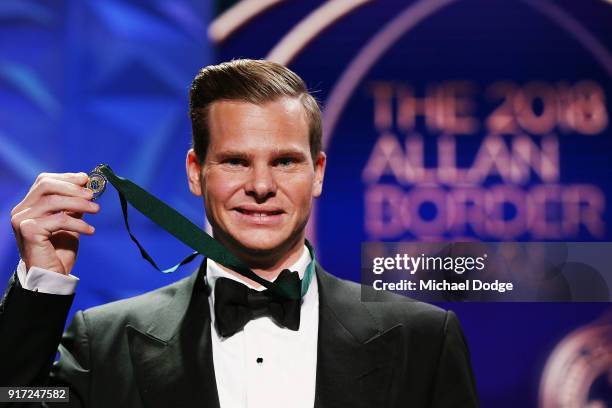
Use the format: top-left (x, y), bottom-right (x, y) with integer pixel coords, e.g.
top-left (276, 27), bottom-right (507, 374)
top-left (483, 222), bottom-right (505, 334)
top-left (245, 164), bottom-right (277, 201)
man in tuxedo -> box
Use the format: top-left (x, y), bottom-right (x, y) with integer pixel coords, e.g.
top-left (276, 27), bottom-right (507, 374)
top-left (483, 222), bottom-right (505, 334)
top-left (1, 59), bottom-right (478, 407)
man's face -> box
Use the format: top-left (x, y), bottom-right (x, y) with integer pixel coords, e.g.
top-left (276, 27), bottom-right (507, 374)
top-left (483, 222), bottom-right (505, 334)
top-left (187, 97), bottom-right (326, 260)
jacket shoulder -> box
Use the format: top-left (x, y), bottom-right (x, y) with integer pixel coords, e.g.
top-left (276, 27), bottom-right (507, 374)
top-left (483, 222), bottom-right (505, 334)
top-left (80, 273), bottom-right (196, 331)
top-left (323, 270), bottom-right (450, 335)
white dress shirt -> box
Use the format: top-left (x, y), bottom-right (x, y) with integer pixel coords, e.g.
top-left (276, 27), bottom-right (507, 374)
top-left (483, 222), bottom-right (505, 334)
top-left (206, 246), bottom-right (319, 408)
top-left (16, 245), bottom-right (319, 408)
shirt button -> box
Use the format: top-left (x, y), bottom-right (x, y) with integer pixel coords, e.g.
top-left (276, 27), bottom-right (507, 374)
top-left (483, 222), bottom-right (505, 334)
top-left (256, 357), bottom-right (263, 364)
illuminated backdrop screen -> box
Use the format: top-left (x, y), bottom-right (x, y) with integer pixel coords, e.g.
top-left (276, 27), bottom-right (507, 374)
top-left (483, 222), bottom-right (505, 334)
top-left (216, 1), bottom-right (611, 405)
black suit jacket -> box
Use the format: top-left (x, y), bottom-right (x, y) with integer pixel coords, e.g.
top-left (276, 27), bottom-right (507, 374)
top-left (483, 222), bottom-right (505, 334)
top-left (0, 263), bottom-right (478, 407)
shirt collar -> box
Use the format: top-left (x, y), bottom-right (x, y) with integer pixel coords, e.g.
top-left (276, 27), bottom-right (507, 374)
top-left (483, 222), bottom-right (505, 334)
top-left (205, 244), bottom-right (312, 294)
top-left (205, 245), bottom-right (317, 333)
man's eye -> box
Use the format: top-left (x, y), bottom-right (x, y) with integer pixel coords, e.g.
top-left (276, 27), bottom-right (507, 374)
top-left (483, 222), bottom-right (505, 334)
top-left (276, 157), bottom-right (296, 167)
top-left (224, 158), bottom-right (247, 167)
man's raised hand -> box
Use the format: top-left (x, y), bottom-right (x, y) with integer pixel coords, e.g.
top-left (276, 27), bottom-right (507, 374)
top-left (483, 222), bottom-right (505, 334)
top-left (10, 172), bottom-right (100, 275)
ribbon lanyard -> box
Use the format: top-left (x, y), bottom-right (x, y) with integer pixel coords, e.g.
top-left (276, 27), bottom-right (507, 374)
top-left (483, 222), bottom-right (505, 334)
top-left (89, 164), bottom-right (314, 300)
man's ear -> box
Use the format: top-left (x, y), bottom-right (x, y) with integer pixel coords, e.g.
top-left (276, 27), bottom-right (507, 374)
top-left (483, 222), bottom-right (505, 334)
top-left (312, 151), bottom-right (327, 198)
top-left (186, 149), bottom-right (203, 196)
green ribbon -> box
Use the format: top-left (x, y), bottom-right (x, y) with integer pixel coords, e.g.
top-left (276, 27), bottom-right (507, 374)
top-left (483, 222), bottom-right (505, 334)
top-left (95, 164), bottom-right (314, 300)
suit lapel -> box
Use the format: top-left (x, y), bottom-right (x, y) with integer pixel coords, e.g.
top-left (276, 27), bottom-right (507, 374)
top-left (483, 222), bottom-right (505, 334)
top-left (315, 266), bottom-right (403, 408)
top-left (127, 263), bottom-right (220, 408)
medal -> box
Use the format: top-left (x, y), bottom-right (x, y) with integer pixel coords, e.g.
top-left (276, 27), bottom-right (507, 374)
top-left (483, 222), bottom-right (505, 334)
top-left (86, 164), bottom-right (108, 200)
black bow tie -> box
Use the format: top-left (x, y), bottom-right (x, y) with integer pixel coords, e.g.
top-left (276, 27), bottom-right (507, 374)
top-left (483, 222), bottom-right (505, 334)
top-left (213, 269), bottom-right (302, 338)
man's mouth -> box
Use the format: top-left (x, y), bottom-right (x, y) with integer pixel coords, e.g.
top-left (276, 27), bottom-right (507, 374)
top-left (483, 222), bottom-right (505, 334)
top-left (233, 207), bottom-right (286, 225)
top-left (235, 208), bottom-right (284, 216)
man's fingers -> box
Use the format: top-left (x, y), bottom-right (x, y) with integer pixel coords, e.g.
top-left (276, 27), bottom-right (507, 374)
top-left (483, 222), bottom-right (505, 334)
top-left (35, 172), bottom-right (89, 186)
top-left (12, 175), bottom-right (94, 215)
top-left (66, 211), bottom-right (85, 220)
top-left (30, 176), bottom-right (92, 199)
top-left (19, 213), bottom-right (95, 242)
top-left (11, 196), bottom-right (99, 233)
top-left (35, 195), bottom-right (98, 217)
